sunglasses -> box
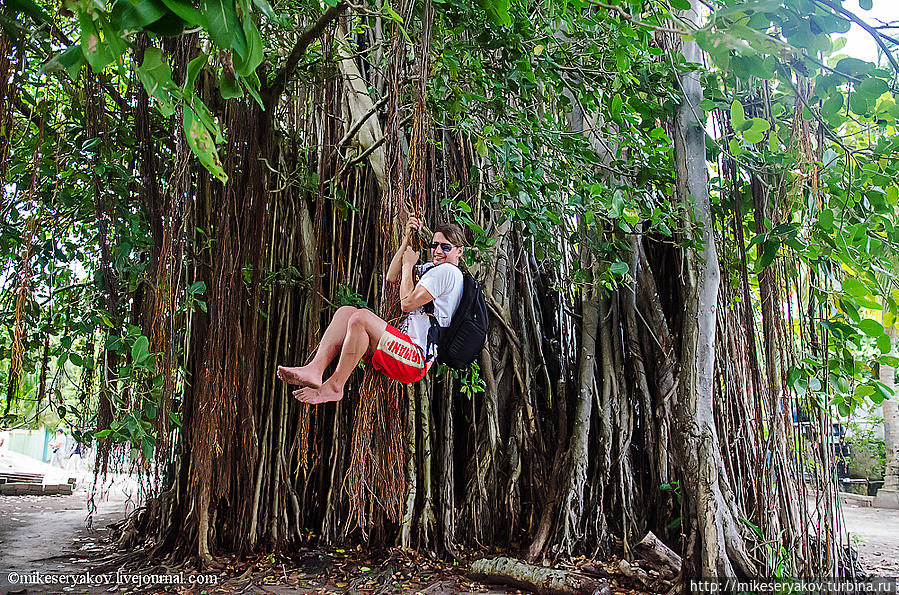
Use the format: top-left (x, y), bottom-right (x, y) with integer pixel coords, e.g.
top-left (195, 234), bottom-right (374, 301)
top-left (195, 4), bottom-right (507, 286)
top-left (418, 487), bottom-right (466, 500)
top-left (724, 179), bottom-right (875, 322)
top-left (430, 242), bottom-right (454, 252)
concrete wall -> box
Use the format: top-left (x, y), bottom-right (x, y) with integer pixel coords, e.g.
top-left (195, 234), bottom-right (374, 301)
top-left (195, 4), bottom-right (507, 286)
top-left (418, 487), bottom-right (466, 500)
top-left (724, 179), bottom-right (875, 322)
top-left (8, 429), bottom-right (52, 462)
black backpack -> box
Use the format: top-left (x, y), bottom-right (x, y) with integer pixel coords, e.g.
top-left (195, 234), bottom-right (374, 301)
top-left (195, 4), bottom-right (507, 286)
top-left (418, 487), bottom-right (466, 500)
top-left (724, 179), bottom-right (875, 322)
top-left (422, 265), bottom-right (488, 369)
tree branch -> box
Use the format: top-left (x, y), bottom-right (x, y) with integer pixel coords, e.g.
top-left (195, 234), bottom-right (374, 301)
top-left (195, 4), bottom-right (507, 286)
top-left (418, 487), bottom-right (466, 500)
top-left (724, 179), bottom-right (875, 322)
top-left (812, 0), bottom-right (899, 75)
top-left (586, 0), bottom-right (687, 35)
top-left (337, 92), bottom-right (389, 147)
top-left (265, 2), bottom-right (348, 106)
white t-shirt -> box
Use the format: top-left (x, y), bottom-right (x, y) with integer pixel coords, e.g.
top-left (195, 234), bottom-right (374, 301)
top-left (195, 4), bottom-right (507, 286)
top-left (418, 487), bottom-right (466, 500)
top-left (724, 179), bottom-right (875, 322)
top-left (399, 263), bottom-right (463, 361)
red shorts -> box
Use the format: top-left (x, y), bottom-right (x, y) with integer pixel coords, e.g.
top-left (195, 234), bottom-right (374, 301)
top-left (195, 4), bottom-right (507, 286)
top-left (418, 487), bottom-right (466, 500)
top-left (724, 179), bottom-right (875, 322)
top-left (368, 324), bottom-right (427, 384)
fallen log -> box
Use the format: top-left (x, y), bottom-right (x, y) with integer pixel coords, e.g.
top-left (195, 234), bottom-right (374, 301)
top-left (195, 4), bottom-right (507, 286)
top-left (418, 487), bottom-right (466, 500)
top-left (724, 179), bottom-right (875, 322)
top-left (469, 557), bottom-right (611, 595)
top-left (633, 531), bottom-right (682, 577)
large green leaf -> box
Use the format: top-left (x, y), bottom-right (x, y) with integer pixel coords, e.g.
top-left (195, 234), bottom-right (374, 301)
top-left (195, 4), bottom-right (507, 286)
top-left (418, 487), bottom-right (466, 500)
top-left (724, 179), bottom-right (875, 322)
top-left (131, 335), bottom-right (150, 364)
top-left (841, 277), bottom-right (868, 299)
top-left (160, 0), bottom-right (206, 26)
top-left (185, 52), bottom-right (208, 97)
top-left (204, 0), bottom-right (247, 59)
top-left (145, 10), bottom-right (186, 36)
top-left (220, 71), bottom-right (243, 99)
top-left (856, 77), bottom-right (888, 102)
top-left (183, 105), bottom-right (228, 183)
top-left (478, 0), bottom-right (511, 27)
top-left (79, 12), bottom-right (114, 72)
top-left (250, 0), bottom-right (278, 21)
top-left (136, 47), bottom-right (179, 117)
top-left (233, 16), bottom-right (264, 76)
top-left (858, 318), bottom-right (884, 337)
top-left (109, 0), bottom-right (168, 29)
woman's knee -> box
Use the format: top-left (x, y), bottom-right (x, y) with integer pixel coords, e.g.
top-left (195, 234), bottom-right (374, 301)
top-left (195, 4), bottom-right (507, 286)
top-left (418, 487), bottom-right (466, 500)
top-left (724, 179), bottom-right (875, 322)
top-left (335, 305), bottom-right (358, 318)
top-left (347, 310), bottom-right (383, 333)
top-left (347, 310), bottom-right (369, 329)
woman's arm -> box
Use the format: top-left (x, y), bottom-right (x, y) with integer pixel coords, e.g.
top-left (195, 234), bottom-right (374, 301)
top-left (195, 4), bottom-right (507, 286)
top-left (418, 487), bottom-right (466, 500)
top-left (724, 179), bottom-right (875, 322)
top-left (387, 215), bottom-right (422, 282)
top-left (399, 249), bottom-right (435, 312)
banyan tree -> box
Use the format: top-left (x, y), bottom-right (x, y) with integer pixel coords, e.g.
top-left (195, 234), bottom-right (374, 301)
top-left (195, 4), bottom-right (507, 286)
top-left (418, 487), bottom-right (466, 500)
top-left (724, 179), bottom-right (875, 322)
top-left (4, 0), bottom-right (897, 581)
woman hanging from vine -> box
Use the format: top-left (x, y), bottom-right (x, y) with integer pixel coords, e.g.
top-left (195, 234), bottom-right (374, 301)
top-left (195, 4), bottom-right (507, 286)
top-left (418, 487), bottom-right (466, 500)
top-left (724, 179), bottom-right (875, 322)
top-left (276, 215), bottom-right (466, 404)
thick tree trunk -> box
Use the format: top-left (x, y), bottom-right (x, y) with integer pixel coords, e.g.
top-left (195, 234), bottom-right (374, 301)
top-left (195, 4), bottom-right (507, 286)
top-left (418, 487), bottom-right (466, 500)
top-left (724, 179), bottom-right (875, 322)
top-left (671, 1), bottom-right (754, 578)
top-left (555, 236), bottom-right (599, 555)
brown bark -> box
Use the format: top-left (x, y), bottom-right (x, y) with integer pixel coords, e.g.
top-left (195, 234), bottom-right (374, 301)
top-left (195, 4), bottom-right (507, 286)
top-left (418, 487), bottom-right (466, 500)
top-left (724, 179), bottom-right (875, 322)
top-left (671, 0), bottom-right (754, 578)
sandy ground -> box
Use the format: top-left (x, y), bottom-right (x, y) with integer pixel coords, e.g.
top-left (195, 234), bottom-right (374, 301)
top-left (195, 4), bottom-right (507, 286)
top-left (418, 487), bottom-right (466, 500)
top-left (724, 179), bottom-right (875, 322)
top-left (841, 501), bottom-right (899, 576)
top-left (0, 478), bottom-right (139, 595)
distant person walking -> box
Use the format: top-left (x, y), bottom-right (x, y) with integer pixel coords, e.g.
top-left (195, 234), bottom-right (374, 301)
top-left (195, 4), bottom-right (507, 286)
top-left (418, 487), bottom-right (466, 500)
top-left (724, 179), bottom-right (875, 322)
top-left (49, 429), bottom-right (66, 467)
top-left (66, 439), bottom-right (84, 472)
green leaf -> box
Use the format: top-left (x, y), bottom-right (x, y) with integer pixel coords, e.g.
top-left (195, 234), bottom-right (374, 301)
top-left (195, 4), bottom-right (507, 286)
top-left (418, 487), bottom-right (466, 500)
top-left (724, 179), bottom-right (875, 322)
top-left (9, 0), bottom-right (51, 23)
top-left (858, 318), bottom-right (884, 337)
top-left (838, 401), bottom-right (850, 417)
top-left (136, 47), bottom-right (179, 117)
top-left (857, 77), bottom-right (888, 102)
top-left (878, 333), bottom-right (892, 353)
top-left (79, 12), bottom-right (114, 72)
top-left (241, 71), bottom-right (265, 108)
top-left (204, 0), bottom-right (247, 58)
top-left (818, 209), bottom-right (834, 231)
top-left (887, 186), bottom-right (898, 206)
top-left (610, 94), bottom-right (624, 124)
top-left (479, 0), bottom-right (511, 27)
top-left (668, 0), bottom-right (691, 10)
top-left (145, 10), bottom-right (187, 36)
top-left (854, 385), bottom-right (875, 398)
top-left (141, 436), bottom-right (154, 459)
top-left (160, 0), bottom-right (206, 26)
top-left (756, 240), bottom-right (779, 270)
top-left (190, 96), bottom-right (223, 144)
top-left (232, 16), bottom-right (264, 76)
top-left (610, 261), bottom-right (629, 276)
top-left (841, 277), bottom-right (867, 299)
top-left (730, 99), bottom-right (745, 129)
top-left (742, 118), bottom-right (770, 143)
top-left (251, 0), bottom-right (279, 21)
top-left (132, 335), bottom-right (150, 364)
top-left (189, 280), bottom-right (207, 294)
top-left (183, 105), bottom-right (228, 183)
top-left (821, 93), bottom-right (843, 120)
top-left (185, 53), bottom-right (208, 97)
top-left (220, 72), bottom-right (243, 99)
top-left (110, 0), bottom-right (168, 29)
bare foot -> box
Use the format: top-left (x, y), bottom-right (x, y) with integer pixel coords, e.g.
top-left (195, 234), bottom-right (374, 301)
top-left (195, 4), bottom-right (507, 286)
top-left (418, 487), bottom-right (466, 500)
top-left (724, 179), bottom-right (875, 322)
top-left (293, 383), bottom-right (343, 405)
top-left (277, 365), bottom-right (322, 388)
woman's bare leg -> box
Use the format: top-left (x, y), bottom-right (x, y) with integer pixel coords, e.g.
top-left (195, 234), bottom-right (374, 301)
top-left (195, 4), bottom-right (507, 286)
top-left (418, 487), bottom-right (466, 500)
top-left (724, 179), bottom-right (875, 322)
top-left (277, 306), bottom-right (359, 388)
top-left (295, 309), bottom-right (388, 404)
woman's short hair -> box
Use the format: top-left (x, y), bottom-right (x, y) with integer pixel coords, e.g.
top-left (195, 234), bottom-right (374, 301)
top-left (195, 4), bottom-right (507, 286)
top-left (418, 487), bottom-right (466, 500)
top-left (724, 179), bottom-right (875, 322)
top-left (435, 222), bottom-right (467, 248)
